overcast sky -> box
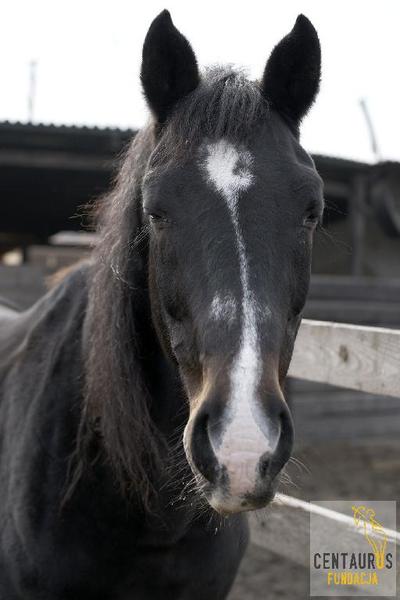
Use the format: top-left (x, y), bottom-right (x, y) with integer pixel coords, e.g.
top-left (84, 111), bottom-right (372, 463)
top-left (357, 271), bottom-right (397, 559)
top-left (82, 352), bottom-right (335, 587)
top-left (1, 0), bottom-right (399, 162)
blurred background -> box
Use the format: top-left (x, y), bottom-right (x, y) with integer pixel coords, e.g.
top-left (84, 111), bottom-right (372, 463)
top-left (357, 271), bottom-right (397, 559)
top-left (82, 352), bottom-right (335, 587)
top-left (1, 1), bottom-right (399, 598)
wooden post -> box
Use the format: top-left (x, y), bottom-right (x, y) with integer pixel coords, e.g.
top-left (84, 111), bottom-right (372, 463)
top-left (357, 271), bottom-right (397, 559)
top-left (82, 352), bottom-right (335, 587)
top-left (350, 175), bottom-right (367, 276)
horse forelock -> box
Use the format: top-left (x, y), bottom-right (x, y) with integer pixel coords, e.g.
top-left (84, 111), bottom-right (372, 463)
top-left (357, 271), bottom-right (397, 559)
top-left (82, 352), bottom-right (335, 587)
top-left (152, 66), bottom-right (269, 165)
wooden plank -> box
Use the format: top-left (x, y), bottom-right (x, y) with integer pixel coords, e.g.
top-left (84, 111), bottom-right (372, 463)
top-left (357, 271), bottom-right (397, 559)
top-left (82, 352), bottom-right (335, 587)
top-left (292, 391), bottom-right (400, 442)
top-left (27, 245), bottom-right (91, 274)
top-left (320, 180), bottom-right (349, 199)
top-left (304, 299), bottom-right (400, 327)
top-left (289, 320), bottom-right (400, 398)
top-left (0, 148), bottom-right (113, 171)
top-left (350, 175), bottom-right (367, 276)
top-left (309, 275), bottom-right (400, 303)
top-left (49, 231), bottom-right (98, 247)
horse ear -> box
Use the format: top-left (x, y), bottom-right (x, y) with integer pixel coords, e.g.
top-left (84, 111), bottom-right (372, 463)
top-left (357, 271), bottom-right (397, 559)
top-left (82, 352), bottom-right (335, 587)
top-left (261, 15), bottom-right (321, 127)
top-left (141, 10), bottom-right (200, 124)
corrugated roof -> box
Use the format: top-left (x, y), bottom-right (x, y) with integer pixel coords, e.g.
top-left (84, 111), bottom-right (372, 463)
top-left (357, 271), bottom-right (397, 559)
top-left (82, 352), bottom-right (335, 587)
top-left (0, 120), bottom-right (135, 135)
top-left (1, 121), bottom-right (398, 172)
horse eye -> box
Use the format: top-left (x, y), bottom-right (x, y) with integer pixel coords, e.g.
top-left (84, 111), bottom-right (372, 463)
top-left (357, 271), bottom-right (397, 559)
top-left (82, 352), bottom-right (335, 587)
top-left (302, 212), bottom-right (320, 229)
top-left (148, 213), bottom-right (170, 225)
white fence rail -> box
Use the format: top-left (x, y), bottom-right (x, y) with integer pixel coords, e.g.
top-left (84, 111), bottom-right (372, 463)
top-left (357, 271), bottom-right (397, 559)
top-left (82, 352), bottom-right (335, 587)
top-left (252, 319), bottom-right (400, 591)
top-left (289, 319), bottom-right (400, 398)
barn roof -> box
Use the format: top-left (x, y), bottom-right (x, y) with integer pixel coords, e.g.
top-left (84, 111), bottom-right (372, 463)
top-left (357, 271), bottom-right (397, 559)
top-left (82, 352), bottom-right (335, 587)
top-left (0, 119), bottom-right (371, 171)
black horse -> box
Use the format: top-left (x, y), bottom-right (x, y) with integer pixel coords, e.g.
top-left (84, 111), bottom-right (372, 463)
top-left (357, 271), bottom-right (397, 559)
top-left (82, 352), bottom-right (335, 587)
top-left (0, 11), bottom-right (323, 599)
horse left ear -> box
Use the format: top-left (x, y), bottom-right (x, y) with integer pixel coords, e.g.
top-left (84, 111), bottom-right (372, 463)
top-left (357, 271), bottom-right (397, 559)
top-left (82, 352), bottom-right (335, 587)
top-left (261, 15), bottom-right (321, 127)
top-left (141, 10), bottom-right (200, 125)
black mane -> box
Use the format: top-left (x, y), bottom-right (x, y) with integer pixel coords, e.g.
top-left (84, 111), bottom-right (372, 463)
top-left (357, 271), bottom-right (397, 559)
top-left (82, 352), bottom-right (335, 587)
top-left (78, 127), bottom-right (163, 508)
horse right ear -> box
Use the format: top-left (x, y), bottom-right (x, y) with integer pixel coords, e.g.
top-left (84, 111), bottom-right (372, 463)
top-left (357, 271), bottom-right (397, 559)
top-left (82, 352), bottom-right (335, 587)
top-left (261, 15), bottom-right (321, 127)
top-left (141, 10), bottom-right (200, 125)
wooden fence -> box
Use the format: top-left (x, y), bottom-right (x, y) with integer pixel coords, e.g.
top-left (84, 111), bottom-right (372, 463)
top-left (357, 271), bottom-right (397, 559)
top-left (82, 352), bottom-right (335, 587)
top-left (250, 318), bottom-right (400, 592)
top-left (289, 319), bottom-right (400, 398)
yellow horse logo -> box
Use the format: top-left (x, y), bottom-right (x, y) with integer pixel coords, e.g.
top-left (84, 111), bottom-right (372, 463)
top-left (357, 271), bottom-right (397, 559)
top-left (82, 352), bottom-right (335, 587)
top-left (352, 505), bottom-right (388, 570)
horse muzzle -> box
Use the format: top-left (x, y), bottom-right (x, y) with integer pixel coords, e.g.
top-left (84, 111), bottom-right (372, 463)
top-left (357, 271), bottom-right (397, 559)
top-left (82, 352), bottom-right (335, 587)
top-left (183, 386), bottom-right (294, 514)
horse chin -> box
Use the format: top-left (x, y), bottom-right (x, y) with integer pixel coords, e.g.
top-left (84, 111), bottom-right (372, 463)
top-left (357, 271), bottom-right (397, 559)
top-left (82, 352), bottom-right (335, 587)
top-left (204, 485), bottom-right (278, 516)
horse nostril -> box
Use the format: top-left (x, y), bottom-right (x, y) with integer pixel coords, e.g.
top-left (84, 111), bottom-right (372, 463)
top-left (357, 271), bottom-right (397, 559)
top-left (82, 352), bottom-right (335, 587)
top-left (190, 409), bottom-right (220, 485)
top-left (267, 407), bottom-right (294, 481)
top-left (259, 454), bottom-right (271, 479)
top-left (256, 402), bottom-right (295, 485)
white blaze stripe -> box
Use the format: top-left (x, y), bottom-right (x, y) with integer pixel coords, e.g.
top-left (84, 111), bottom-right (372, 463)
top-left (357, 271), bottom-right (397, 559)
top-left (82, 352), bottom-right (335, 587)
top-left (210, 293), bottom-right (237, 324)
top-left (204, 140), bottom-right (275, 496)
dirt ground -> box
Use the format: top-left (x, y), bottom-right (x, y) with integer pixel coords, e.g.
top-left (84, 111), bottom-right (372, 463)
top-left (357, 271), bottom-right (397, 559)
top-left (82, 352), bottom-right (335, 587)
top-left (229, 440), bottom-right (400, 600)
